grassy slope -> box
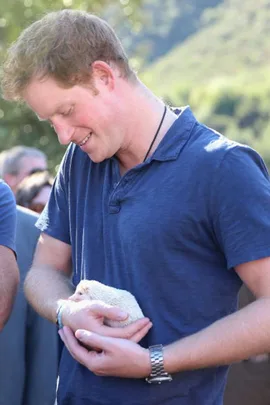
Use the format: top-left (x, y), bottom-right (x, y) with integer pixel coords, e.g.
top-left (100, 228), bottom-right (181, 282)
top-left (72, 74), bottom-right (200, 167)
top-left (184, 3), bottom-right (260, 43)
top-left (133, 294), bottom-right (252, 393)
top-left (140, 0), bottom-right (270, 97)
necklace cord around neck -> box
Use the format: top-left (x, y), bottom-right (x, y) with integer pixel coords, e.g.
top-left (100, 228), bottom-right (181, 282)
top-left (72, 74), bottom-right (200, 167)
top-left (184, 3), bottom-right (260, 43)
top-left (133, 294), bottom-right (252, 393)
top-left (143, 105), bottom-right (167, 162)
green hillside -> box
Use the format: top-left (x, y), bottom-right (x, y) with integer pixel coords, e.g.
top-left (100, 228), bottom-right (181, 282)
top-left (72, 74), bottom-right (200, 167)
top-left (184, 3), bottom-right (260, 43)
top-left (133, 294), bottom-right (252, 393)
top-left (119, 0), bottom-right (222, 65)
top-left (141, 0), bottom-right (270, 95)
top-left (1, 0), bottom-right (270, 169)
top-left (140, 0), bottom-right (270, 168)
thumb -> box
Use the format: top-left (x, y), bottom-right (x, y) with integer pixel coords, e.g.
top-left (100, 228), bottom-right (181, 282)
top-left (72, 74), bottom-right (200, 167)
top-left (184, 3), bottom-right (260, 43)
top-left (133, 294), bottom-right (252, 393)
top-left (90, 300), bottom-right (128, 321)
top-left (75, 329), bottom-right (109, 350)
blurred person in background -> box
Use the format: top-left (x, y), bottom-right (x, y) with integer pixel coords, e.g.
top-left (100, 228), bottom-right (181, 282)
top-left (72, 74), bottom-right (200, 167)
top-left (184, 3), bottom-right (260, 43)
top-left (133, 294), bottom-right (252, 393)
top-left (0, 180), bottom-right (19, 331)
top-left (0, 147), bottom-right (58, 405)
top-left (0, 145), bottom-right (47, 193)
top-left (16, 170), bottom-right (54, 214)
top-left (2, 9), bottom-right (270, 405)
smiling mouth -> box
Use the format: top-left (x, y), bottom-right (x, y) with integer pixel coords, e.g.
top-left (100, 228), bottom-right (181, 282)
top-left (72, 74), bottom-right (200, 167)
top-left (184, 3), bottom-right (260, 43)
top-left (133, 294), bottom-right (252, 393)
top-left (79, 133), bottom-right (92, 146)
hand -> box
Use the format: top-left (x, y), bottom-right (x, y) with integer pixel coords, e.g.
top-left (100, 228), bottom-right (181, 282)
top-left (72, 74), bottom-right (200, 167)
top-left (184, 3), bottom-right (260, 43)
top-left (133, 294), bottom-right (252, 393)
top-left (59, 326), bottom-right (152, 378)
top-left (61, 299), bottom-right (152, 343)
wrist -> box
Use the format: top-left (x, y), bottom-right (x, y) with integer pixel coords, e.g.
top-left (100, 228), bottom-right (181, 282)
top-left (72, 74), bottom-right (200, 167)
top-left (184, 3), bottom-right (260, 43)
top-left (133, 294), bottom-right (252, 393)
top-left (163, 343), bottom-right (187, 374)
top-left (163, 345), bottom-right (171, 373)
top-left (143, 348), bottom-right (152, 377)
top-left (55, 300), bottom-right (69, 329)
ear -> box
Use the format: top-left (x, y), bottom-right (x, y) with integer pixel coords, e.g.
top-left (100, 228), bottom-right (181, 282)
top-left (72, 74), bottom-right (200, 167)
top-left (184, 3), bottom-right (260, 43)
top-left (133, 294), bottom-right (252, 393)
top-left (91, 61), bottom-right (115, 91)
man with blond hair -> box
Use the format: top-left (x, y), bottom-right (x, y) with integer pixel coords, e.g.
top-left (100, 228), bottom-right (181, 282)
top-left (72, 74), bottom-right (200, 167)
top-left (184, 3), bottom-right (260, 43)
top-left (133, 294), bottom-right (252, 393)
top-left (2, 9), bottom-right (270, 405)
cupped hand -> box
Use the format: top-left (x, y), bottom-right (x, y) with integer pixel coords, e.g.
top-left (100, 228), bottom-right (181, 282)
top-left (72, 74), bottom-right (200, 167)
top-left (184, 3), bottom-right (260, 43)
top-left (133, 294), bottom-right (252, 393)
top-left (61, 299), bottom-right (152, 343)
top-left (59, 326), bottom-right (151, 378)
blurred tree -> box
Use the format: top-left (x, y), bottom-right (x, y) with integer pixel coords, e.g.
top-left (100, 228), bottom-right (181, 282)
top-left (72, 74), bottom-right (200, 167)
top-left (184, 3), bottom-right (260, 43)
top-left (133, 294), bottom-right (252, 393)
top-left (0, 0), bottom-right (142, 173)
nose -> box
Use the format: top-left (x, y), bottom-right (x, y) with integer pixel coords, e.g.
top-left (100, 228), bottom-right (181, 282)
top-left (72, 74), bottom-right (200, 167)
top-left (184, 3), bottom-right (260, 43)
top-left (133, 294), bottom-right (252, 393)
top-left (52, 118), bottom-right (74, 145)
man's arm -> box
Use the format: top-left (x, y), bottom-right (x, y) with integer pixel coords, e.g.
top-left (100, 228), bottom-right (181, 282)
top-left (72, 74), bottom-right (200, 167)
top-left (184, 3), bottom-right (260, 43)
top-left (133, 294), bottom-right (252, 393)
top-left (24, 232), bottom-right (74, 322)
top-left (162, 257), bottom-right (270, 373)
top-left (0, 246), bottom-right (19, 330)
top-left (0, 180), bottom-right (19, 330)
top-left (59, 256), bottom-right (270, 378)
top-left (24, 233), bottom-right (152, 341)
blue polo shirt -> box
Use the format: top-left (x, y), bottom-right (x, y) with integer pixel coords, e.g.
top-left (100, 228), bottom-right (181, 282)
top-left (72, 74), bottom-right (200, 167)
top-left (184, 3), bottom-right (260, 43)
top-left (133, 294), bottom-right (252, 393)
top-left (0, 180), bottom-right (16, 254)
top-left (37, 107), bottom-right (270, 405)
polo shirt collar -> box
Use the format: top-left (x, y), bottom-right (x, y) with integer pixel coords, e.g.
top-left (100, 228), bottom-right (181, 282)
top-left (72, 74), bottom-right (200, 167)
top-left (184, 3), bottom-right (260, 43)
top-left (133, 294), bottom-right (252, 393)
top-left (149, 106), bottom-right (197, 162)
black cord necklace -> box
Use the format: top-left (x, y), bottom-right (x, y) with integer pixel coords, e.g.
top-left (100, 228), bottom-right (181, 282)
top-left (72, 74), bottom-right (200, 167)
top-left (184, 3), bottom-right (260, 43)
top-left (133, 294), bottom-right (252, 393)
top-left (143, 105), bottom-right (167, 162)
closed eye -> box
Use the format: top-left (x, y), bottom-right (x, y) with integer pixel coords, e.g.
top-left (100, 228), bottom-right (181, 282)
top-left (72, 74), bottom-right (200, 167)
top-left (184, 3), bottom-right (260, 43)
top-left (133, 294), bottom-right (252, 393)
top-left (61, 106), bottom-right (74, 117)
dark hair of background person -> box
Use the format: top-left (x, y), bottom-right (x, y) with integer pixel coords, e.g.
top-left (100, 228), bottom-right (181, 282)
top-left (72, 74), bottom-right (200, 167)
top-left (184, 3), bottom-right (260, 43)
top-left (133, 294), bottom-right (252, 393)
top-left (16, 170), bottom-right (53, 213)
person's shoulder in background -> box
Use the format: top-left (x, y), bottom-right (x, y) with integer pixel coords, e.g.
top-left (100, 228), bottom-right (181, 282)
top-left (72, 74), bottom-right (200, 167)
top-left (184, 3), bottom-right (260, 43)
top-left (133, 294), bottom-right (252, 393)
top-left (16, 205), bottom-right (39, 235)
top-left (16, 204), bottom-right (38, 222)
top-left (16, 206), bottom-right (40, 275)
top-left (0, 180), bottom-right (17, 253)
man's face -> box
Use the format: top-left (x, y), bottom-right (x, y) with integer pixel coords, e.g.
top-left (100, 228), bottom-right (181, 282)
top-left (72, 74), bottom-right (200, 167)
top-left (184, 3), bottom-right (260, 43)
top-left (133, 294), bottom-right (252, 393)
top-left (8, 156), bottom-right (47, 193)
top-left (18, 156), bottom-right (47, 183)
top-left (23, 72), bottom-right (126, 163)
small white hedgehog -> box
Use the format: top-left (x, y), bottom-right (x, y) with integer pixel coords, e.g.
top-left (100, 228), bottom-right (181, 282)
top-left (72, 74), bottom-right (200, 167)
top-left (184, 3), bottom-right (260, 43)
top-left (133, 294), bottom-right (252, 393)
top-left (69, 280), bottom-right (144, 327)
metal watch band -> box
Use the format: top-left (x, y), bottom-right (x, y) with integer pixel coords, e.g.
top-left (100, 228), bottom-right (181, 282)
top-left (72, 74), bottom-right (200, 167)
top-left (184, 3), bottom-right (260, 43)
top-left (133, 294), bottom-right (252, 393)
top-left (56, 303), bottom-right (65, 329)
top-left (145, 344), bottom-right (172, 384)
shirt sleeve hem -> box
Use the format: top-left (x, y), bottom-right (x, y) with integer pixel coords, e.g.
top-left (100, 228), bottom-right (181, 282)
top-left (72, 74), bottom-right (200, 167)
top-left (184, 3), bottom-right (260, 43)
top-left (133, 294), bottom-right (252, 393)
top-left (228, 248), bottom-right (270, 270)
top-left (36, 226), bottom-right (71, 246)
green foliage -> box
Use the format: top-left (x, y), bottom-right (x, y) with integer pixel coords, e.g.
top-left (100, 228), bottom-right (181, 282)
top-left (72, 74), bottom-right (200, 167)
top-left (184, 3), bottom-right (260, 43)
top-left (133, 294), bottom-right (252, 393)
top-left (141, 0), bottom-right (270, 169)
top-left (2, 0), bottom-right (270, 172)
top-left (0, 102), bottom-right (64, 173)
top-left (118, 0), bottom-right (223, 65)
top-left (175, 80), bottom-right (270, 168)
top-left (0, 0), bottom-right (142, 173)
top-left (141, 0), bottom-right (270, 92)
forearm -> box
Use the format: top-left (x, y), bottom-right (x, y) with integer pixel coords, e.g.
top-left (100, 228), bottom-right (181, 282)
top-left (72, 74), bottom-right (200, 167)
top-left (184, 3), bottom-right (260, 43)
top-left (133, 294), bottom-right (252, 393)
top-left (24, 264), bottom-right (74, 323)
top-left (0, 251), bottom-right (19, 330)
top-left (164, 297), bottom-right (270, 373)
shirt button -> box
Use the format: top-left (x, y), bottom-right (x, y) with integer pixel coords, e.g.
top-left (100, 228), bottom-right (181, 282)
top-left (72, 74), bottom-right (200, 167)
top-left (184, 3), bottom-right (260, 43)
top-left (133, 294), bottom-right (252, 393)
top-left (109, 205), bottom-right (121, 214)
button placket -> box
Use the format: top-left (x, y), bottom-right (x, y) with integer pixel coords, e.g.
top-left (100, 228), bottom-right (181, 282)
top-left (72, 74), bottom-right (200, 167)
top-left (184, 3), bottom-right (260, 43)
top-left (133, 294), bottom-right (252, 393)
top-left (108, 172), bottom-right (135, 213)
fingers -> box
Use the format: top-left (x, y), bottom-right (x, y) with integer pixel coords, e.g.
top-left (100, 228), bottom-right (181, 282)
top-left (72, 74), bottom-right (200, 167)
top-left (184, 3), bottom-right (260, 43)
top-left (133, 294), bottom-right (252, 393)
top-left (100, 317), bottom-right (152, 339)
top-left (61, 327), bottom-right (150, 378)
top-left (89, 301), bottom-right (128, 321)
top-left (59, 327), bottom-right (100, 368)
top-left (129, 321), bottom-right (153, 343)
top-left (75, 329), bottom-right (107, 351)
top-left (58, 327), bottom-right (84, 361)
top-left (74, 330), bottom-right (114, 376)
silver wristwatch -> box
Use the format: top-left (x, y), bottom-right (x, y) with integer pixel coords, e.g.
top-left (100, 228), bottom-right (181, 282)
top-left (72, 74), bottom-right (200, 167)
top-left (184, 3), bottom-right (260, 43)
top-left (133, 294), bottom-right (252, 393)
top-left (145, 344), bottom-right (173, 384)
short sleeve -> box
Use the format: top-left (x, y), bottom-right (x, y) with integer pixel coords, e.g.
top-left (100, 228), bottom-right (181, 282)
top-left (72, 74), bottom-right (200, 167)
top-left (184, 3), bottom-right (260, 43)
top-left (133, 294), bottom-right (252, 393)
top-left (210, 145), bottom-right (270, 269)
top-left (36, 148), bottom-right (72, 245)
top-left (0, 180), bottom-right (16, 254)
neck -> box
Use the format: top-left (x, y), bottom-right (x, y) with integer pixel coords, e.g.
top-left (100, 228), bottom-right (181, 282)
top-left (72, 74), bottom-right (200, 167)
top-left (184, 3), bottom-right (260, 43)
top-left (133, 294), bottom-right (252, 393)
top-left (116, 81), bottom-right (177, 174)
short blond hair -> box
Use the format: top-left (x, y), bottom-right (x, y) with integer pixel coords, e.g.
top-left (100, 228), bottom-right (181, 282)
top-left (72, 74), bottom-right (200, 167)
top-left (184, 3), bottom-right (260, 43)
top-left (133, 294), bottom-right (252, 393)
top-left (1, 9), bottom-right (136, 101)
